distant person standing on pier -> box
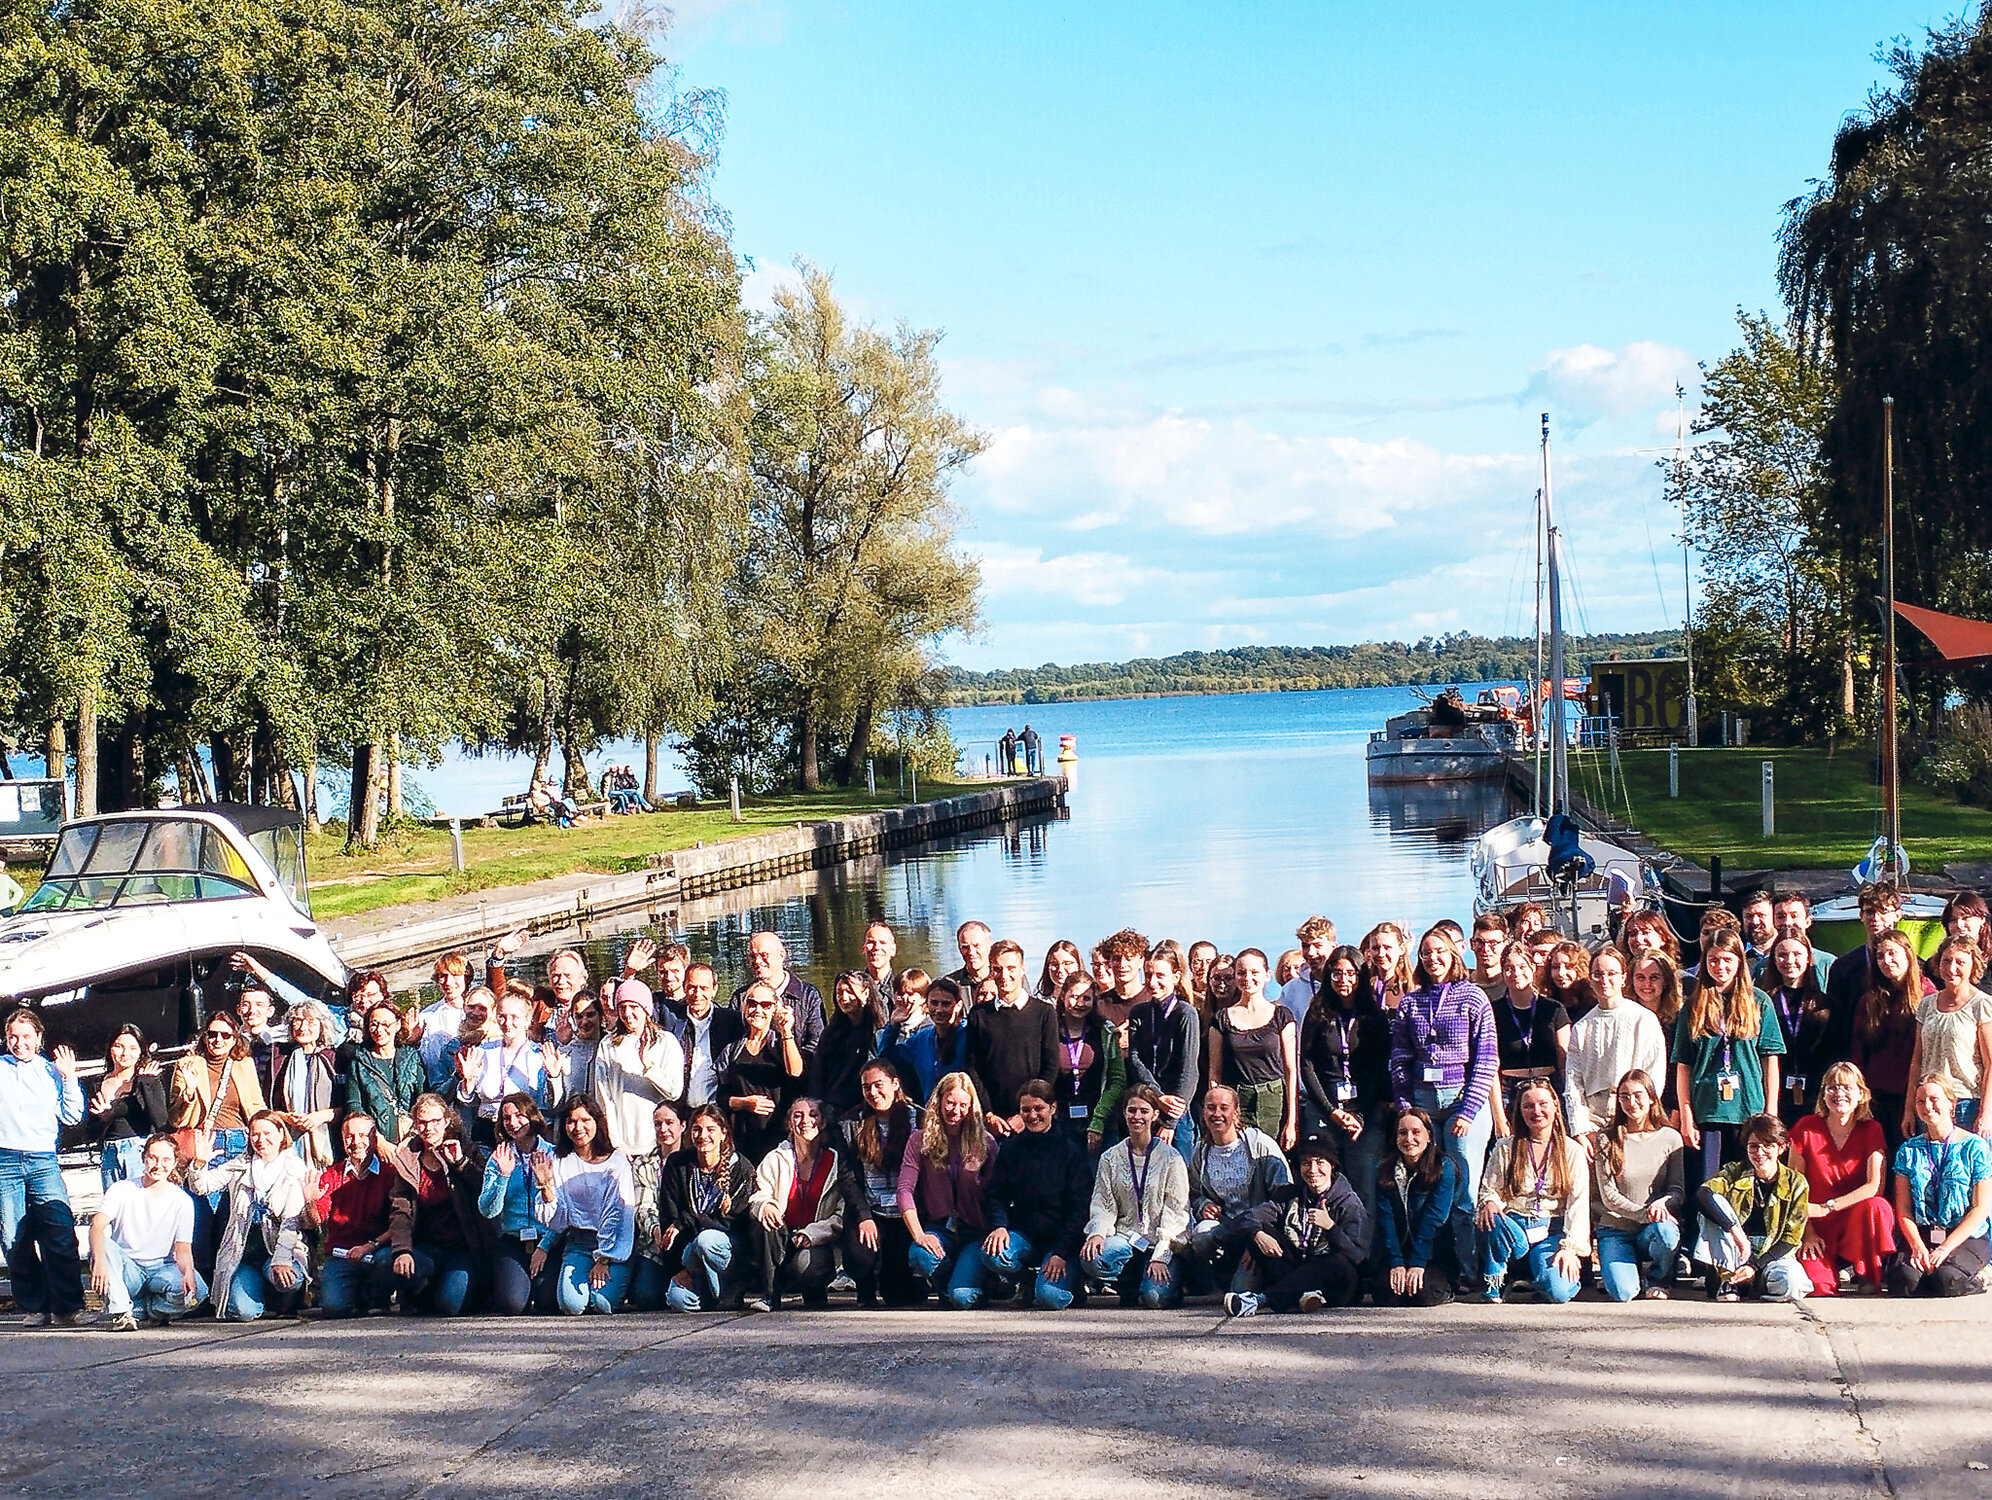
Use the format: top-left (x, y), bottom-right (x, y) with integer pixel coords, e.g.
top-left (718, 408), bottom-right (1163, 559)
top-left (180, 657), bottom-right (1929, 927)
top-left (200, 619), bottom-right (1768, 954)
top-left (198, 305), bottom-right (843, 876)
top-left (733, 932), bottom-right (825, 1062)
top-left (998, 729), bottom-right (1017, 775)
top-left (1020, 724), bottom-right (1041, 774)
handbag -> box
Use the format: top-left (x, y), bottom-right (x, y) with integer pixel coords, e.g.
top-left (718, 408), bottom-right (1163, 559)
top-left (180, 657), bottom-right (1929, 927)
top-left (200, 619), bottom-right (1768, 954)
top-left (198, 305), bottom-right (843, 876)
top-left (171, 1062), bottom-right (230, 1165)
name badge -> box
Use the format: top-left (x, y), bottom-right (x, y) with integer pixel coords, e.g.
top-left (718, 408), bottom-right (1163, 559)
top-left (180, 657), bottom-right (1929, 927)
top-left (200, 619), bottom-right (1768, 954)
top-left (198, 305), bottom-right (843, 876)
top-left (1716, 1070), bottom-right (1741, 1102)
top-left (1525, 1216), bottom-right (1551, 1246)
top-left (1787, 1074), bottom-right (1807, 1099)
top-left (1068, 1104), bottom-right (1089, 1118)
top-left (1333, 1082), bottom-right (1356, 1103)
top-left (1129, 1235), bottom-right (1151, 1253)
top-left (1422, 1065), bottom-right (1444, 1084)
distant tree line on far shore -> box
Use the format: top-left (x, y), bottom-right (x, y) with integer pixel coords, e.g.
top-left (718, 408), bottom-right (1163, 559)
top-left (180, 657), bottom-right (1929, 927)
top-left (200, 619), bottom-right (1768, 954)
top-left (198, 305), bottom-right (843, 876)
top-left (943, 632), bottom-right (1683, 705)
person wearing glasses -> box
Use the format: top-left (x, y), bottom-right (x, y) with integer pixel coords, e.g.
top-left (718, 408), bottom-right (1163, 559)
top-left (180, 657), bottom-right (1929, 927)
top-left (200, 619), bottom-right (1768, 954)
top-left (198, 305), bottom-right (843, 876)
top-left (169, 1010), bottom-right (266, 1275)
top-left (717, 982), bottom-right (805, 1165)
top-left (1692, 1112), bottom-right (1810, 1302)
top-left (381, 1093), bottom-right (493, 1316)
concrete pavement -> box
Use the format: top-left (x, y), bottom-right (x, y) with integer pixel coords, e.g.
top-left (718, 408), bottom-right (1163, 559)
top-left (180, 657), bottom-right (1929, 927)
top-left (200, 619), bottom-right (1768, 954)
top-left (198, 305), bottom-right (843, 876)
top-left (0, 1296), bottom-right (1985, 1498)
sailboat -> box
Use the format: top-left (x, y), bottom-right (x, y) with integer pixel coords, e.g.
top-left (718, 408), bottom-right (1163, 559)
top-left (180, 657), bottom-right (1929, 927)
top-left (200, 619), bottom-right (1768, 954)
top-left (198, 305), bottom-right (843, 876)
top-left (1469, 414), bottom-right (1650, 940)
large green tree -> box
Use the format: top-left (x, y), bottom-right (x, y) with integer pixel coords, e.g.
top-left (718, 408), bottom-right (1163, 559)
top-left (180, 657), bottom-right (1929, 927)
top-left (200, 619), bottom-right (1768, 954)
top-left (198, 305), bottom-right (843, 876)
top-left (739, 267), bottom-right (982, 790)
top-left (1780, 6), bottom-right (1992, 720)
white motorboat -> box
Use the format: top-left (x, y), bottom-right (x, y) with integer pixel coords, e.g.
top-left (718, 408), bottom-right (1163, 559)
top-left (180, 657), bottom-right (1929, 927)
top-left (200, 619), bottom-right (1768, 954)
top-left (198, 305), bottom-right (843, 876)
top-left (0, 804), bottom-right (347, 1063)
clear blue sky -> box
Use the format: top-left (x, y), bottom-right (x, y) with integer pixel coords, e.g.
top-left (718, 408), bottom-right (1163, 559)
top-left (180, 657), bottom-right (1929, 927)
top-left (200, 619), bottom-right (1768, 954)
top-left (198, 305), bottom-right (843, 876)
top-left (666, 0), bottom-right (1962, 670)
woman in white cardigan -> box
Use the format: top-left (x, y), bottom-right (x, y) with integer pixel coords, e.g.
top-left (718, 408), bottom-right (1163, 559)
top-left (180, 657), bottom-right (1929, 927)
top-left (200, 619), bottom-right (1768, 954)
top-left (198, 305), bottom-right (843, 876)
top-left (1081, 1086), bottom-right (1191, 1308)
top-left (1563, 947), bottom-right (1667, 1148)
top-left (591, 990), bottom-right (686, 1154)
top-left (747, 1097), bottom-right (844, 1312)
top-left (189, 1111), bottom-right (312, 1320)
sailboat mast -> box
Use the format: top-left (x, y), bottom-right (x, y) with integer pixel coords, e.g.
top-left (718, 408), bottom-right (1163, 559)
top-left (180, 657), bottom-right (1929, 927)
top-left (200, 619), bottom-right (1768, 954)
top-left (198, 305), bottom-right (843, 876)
top-left (1882, 396), bottom-right (1901, 882)
top-left (1543, 413), bottom-right (1568, 817)
top-left (1675, 385), bottom-right (1698, 748)
top-left (1533, 485), bottom-right (1546, 818)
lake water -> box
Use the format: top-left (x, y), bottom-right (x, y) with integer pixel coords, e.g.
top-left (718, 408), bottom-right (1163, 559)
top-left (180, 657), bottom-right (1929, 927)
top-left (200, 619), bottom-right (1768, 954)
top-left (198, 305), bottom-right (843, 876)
top-left (455, 685), bottom-right (1520, 1000)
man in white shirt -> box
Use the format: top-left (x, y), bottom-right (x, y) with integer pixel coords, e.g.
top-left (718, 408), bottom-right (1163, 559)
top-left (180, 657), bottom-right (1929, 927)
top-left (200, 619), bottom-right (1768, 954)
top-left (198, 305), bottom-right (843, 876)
top-left (680, 964), bottom-right (743, 1107)
top-left (1279, 916), bottom-right (1337, 1014)
top-left (89, 1134), bottom-right (203, 1330)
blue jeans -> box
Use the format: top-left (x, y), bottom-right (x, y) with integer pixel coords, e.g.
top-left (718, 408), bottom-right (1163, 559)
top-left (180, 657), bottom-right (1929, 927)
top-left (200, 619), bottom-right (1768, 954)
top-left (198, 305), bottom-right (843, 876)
top-left (908, 1225), bottom-right (989, 1309)
top-left (319, 1249), bottom-right (387, 1315)
top-left (981, 1229), bottom-right (1077, 1310)
top-left (0, 1147), bottom-right (83, 1316)
top-left (99, 1137), bottom-right (148, 1190)
top-left (628, 1257), bottom-right (671, 1310)
top-left (98, 1238), bottom-right (205, 1320)
top-left (666, 1228), bottom-right (739, 1311)
top-left (1081, 1234), bottom-right (1183, 1309)
top-left (1596, 1220), bottom-right (1681, 1302)
top-left (226, 1238), bottom-right (305, 1321)
top-left (1478, 1212), bottom-right (1580, 1303)
top-left (381, 1243), bottom-right (478, 1316)
top-left (554, 1244), bottom-right (633, 1314)
top-left (1413, 1084), bottom-right (1491, 1276)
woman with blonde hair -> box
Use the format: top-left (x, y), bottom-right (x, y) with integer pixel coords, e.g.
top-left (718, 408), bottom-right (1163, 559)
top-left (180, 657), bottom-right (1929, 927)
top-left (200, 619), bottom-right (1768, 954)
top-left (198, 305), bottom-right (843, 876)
top-left (1790, 1061), bottom-right (1896, 1295)
top-left (1473, 1078), bottom-right (1587, 1302)
top-left (1904, 934), bottom-right (1992, 1136)
top-left (1673, 929), bottom-right (1785, 1192)
top-left (898, 1071), bottom-right (999, 1307)
top-left (1361, 922), bottom-right (1416, 1011)
top-left (1889, 1073), bottom-right (1992, 1297)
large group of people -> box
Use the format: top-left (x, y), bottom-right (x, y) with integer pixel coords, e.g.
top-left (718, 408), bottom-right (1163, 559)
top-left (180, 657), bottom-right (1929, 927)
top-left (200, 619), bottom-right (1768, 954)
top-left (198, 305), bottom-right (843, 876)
top-left (2, 882), bottom-right (1990, 1328)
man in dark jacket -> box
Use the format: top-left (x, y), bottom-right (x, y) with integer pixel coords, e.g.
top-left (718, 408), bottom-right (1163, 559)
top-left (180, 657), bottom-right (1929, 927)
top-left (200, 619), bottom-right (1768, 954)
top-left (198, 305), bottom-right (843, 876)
top-left (1224, 1132), bottom-right (1371, 1315)
top-left (732, 931), bottom-right (826, 1061)
top-left (380, 1095), bottom-right (493, 1316)
top-left (981, 1081), bottom-right (1092, 1309)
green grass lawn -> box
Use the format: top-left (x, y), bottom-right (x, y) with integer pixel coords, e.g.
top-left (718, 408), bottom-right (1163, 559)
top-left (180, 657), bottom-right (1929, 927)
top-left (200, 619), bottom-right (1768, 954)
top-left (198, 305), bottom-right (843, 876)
top-left (4, 781), bottom-right (980, 923)
top-left (1576, 746), bottom-right (1992, 872)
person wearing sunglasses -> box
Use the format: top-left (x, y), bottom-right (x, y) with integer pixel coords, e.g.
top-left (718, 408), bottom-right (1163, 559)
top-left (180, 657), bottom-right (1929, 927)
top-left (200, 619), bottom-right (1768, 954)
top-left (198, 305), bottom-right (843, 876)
top-left (169, 1011), bottom-right (266, 1277)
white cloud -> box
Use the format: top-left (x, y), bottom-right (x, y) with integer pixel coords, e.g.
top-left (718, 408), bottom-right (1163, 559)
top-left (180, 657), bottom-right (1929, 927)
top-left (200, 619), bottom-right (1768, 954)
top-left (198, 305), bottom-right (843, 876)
top-left (738, 260), bottom-right (802, 313)
top-left (969, 414), bottom-right (1529, 538)
top-left (970, 543), bottom-right (1189, 609)
top-left (1525, 340), bottom-right (1699, 424)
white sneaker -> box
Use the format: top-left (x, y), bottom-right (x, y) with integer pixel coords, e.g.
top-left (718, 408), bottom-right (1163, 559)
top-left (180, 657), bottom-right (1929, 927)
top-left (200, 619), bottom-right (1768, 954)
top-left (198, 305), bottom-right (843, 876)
top-left (1222, 1292), bottom-right (1263, 1318)
top-left (1297, 1291), bottom-right (1327, 1313)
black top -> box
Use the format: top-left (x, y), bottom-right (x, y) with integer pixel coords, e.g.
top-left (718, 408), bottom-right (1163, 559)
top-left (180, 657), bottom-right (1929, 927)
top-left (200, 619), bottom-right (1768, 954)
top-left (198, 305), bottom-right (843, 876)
top-left (730, 973), bottom-right (826, 1059)
top-left (985, 1125), bottom-right (1093, 1264)
top-left (658, 1149), bottom-right (755, 1238)
top-left (89, 1073), bottom-right (170, 1145)
top-left (1494, 994), bottom-right (1568, 1075)
top-left (1298, 994), bottom-right (1391, 1118)
top-left (965, 999), bottom-right (1059, 1119)
top-left (1126, 997), bottom-right (1201, 1102)
top-left (1053, 1015), bottom-right (1113, 1121)
top-left (716, 1036), bottom-right (799, 1163)
top-left (1215, 1004), bottom-right (1295, 1086)
top-left (808, 1011), bottom-right (876, 1116)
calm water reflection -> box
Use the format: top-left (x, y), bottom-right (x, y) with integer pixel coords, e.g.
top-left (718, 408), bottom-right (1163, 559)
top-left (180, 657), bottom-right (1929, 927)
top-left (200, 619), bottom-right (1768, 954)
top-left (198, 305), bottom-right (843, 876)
top-left (546, 686), bottom-right (1519, 999)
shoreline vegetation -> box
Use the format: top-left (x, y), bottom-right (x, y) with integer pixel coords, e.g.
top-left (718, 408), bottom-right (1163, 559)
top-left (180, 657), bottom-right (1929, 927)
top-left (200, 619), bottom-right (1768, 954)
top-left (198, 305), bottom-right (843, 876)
top-left (943, 631), bottom-right (1682, 705)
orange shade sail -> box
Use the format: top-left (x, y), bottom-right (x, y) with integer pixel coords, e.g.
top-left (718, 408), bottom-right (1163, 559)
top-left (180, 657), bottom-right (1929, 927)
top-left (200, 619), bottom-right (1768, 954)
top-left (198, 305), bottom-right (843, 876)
top-left (1894, 601), bottom-right (1992, 667)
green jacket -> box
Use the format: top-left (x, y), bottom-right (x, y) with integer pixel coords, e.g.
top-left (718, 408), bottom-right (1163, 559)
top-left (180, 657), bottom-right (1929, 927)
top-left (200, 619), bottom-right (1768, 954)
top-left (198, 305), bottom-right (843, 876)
top-left (346, 1045), bottom-right (426, 1143)
top-left (1700, 1161), bottom-right (1808, 1265)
